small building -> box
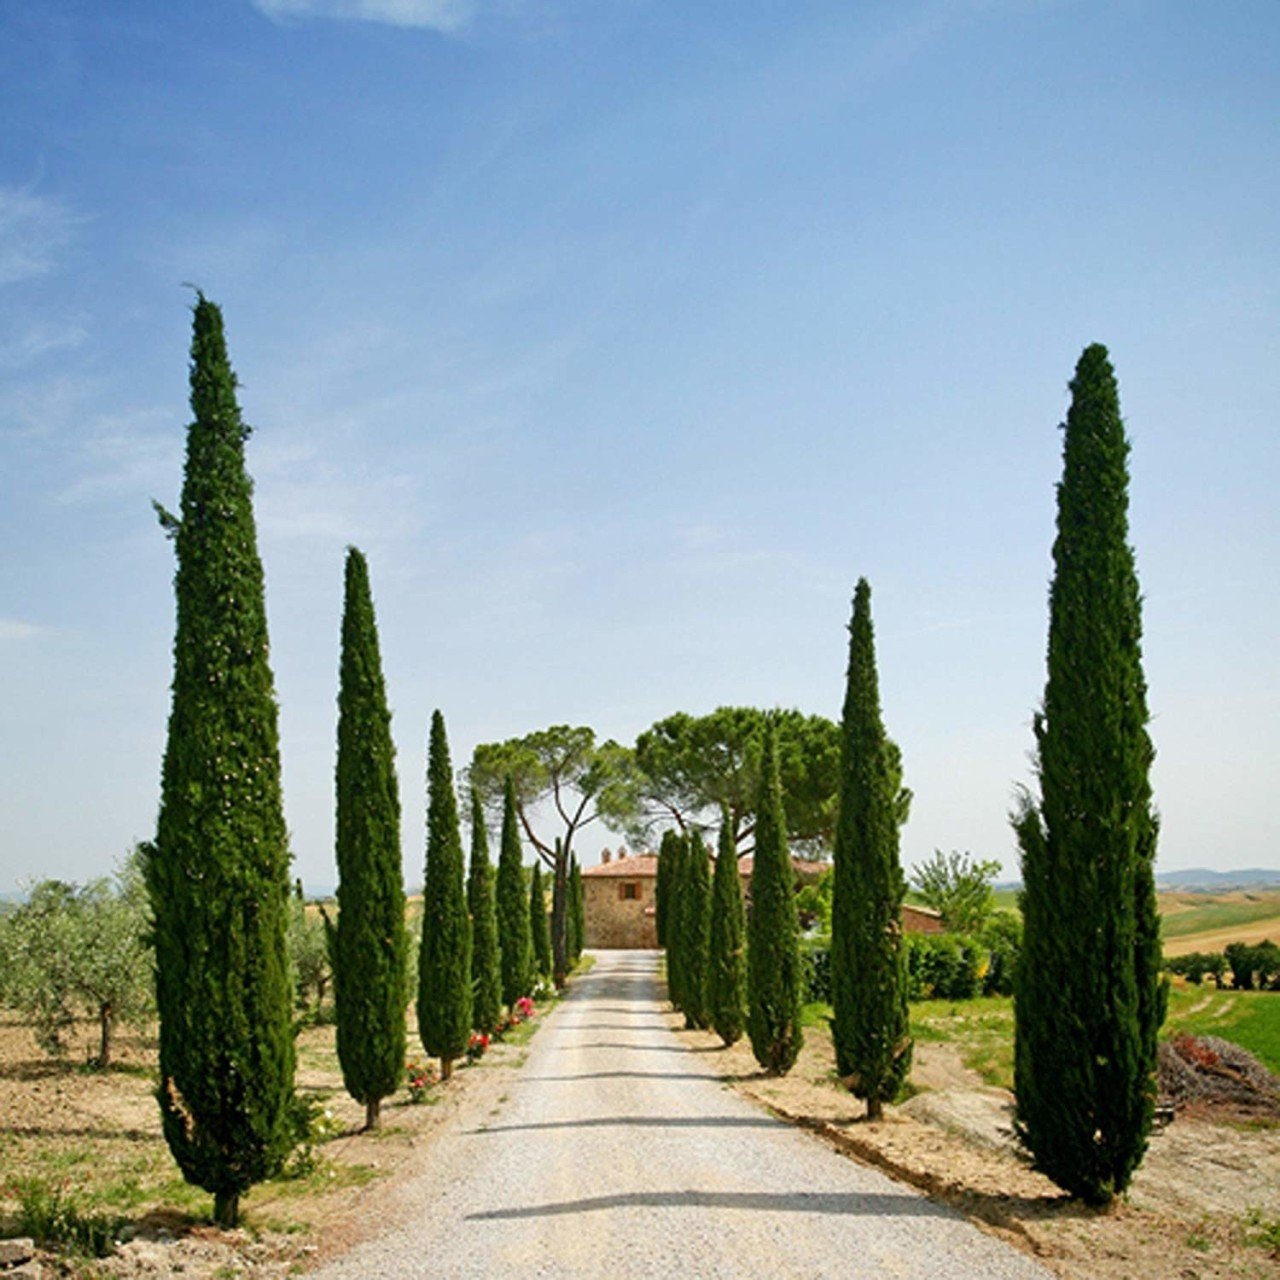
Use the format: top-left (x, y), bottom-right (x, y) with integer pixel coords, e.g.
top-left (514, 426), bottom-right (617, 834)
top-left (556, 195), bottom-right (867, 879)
top-left (582, 846), bottom-right (940, 949)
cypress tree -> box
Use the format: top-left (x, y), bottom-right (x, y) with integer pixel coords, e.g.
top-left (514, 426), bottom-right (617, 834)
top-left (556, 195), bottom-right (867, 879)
top-left (568, 854), bottom-right (585, 964)
top-left (529, 862), bottom-right (552, 983)
top-left (148, 294), bottom-right (295, 1227)
top-left (708, 809), bottom-right (747, 1047)
top-left (467, 790), bottom-right (503, 1035)
top-left (655, 833), bottom-right (674, 948)
top-left (1014, 343), bottom-right (1164, 1205)
top-left (681, 831), bottom-right (712, 1030)
top-left (417, 711), bottom-right (472, 1082)
top-left (830, 579), bottom-right (911, 1120)
top-left (496, 777), bottom-right (532, 1012)
top-left (333, 547), bottom-right (407, 1132)
top-left (746, 717), bottom-right (803, 1075)
top-left (662, 830), bottom-right (687, 1010)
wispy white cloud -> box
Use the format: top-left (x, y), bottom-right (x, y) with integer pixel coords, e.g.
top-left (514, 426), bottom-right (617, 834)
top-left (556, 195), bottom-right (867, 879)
top-left (0, 187), bottom-right (79, 285)
top-left (250, 0), bottom-right (477, 31)
top-left (0, 619), bottom-right (49, 641)
top-left (0, 317), bottom-right (87, 371)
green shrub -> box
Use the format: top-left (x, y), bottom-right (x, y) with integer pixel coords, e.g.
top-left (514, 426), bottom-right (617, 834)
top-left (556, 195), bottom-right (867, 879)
top-left (13, 1177), bottom-right (125, 1257)
top-left (906, 933), bottom-right (982, 1001)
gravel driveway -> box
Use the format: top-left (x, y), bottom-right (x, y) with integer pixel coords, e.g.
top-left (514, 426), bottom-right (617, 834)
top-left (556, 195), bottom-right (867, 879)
top-left (316, 950), bottom-right (1051, 1279)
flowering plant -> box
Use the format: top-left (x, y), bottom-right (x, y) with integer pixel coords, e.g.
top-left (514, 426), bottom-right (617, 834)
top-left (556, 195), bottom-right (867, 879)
top-left (405, 1059), bottom-right (434, 1103)
top-left (466, 1032), bottom-right (490, 1062)
top-left (515, 995), bottom-right (535, 1020)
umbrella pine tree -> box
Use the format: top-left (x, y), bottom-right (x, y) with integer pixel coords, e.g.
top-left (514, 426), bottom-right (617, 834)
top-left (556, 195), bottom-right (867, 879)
top-left (418, 711), bottom-right (472, 1081)
top-left (830, 579), bottom-right (911, 1120)
top-left (148, 294), bottom-right (295, 1227)
top-left (1014, 344), bottom-right (1164, 1204)
top-left (333, 547), bottom-right (407, 1132)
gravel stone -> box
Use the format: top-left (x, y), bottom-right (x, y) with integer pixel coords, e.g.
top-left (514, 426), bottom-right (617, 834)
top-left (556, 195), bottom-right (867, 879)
top-left (316, 951), bottom-right (1051, 1279)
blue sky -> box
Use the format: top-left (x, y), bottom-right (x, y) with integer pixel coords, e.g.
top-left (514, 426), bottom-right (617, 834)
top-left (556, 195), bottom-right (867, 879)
top-left (2, 0), bottom-right (1277, 893)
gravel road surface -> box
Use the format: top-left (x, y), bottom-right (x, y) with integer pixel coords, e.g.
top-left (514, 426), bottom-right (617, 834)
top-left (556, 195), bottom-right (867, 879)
top-left (316, 951), bottom-right (1051, 1279)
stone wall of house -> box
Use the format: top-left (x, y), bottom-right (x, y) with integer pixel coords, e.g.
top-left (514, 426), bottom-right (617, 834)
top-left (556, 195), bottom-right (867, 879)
top-left (583, 876), bottom-right (657, 949)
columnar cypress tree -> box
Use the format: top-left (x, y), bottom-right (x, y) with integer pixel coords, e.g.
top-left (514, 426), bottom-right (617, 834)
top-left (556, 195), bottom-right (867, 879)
top-left (1014, 343), bottom-right (1164, 1205)
top-left (662, 830), bottom-right (687, 1010)
top-left (655, 833), bottom-right (674, 948)
top-left (681, 831), bottom-right (712, 1030)
top-left (148, 294), bottom-right (295, 1227)
top-left (569, 854), bottom-right (585, 964)
top-left (496, 778), bottom-right (532, 1012)
top-left (830, 579), bottom-right (911, 1120)
top-left (418, 711), bottom-right (472, 1081)
top-left (708, 810), bottom-right (747, 1046)
top-left (529, 862), bottom-right (552, 983)
top-left (333, 547), bottom-right (407, 1132)
top-left (746, 718), bottom-right (803, 1075)
top-left (467, 790), bottom-right (503, 1035)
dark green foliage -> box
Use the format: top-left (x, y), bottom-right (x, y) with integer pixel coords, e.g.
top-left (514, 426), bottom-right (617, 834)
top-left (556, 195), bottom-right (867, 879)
top-left (417, 711), bottom-right (472, 1080)
top-left (468, 791), bottom-right (503, 1035)
top-left (655, 834), bottom-right (674, 948)
top-left (1224, 941), bottom-right (1280, 990)
top-left (681, 831), bottom-right (712, 1030)
top-left (904, 934), bottom-right (983, 1001)
top-left (661, 830), bottom-right (687, 1010)
top-left (529, 863), bottom-right (552, 982)
top-left (333, 548), bottom-right (407, 1129)
top-left (979, 912), bottom-right (1023, 997)
top-left (1014, 344), bottom-right (1164, 1205)
top-left (568, 855), bottom-right (585, 964)
top-left (148, 295), bottom-right (295, 1226)
top-left (910, 850), bottom-right (1001, 935)
top-left (746, 719), bottom-right (803, 1074)
top-left (496, 778), bottom-right (532, 1009)
top-left (830, 580), bottom-right (911, 1117)
top-left (708, 812), bottom-right (747, 1046)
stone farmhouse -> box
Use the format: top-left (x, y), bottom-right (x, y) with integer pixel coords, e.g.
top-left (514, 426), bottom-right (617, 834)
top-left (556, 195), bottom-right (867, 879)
top-left (582, 846), bottom-right (944, 949)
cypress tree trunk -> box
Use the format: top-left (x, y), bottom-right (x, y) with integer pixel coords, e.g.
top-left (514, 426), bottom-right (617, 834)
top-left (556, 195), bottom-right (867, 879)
top-left (467, 791), bottom-right (503, 1035)
top-left (148, 295), bottom-right (295, 1227)
top-left (708, 810), bottom-right (747, 1047)
top-left (830, 579), bottom-right (911, 1119)
top-left (1014, 344), bottom-right (1163, 1205)
top-left (334, 547), bottom-right (407, 1133)
top-left (496, 779), bottom-right (533, 1012)
top-left (530, 863), bottom-right (552, 982)
top-left (746, 719), bottom-right (803, 1075)
top-left (418, 711), bottom-right (472, 1082)
top-left (682, 832), bottom-right (712, 1030)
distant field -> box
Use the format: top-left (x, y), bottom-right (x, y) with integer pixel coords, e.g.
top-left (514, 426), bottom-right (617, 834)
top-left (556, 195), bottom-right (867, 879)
top-left (1158, 889), bottom-right (1280, 958)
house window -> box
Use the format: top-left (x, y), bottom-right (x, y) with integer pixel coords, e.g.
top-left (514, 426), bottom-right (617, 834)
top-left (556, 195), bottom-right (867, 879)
top-left (619, 882), bottom-right (640, 901)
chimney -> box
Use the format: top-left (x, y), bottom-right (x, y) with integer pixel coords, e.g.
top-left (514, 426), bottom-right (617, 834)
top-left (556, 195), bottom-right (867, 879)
top-left (601, 848), bottom-right (612, 865)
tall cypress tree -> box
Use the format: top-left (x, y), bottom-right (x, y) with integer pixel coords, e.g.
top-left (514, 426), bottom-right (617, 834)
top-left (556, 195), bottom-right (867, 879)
top-left (333, 547), bottom-right (407, 1132)
top-left (496, 777), bottom-right (532, 1012)
top-left (662, 830), bottom-right (687, 1011)
top-left (568, 854), bottom-right (585, 964)
top-left (418, 711), bottom-right (472, 1081)
top-left (1014, 344), bottom-right (1164, 1205)
top-left (830, 579), bottom-right (911, 1120)
top-left (746, 717), bottom-right (803, 1075)
top-left (682, 831), bottom-right (712, 1030)
top-left (148, 294), bottom-right (295, 1227)
top-left (468, 790), bottom-right (503, 1035)
top-left (655, 833), bottom-right (674, 949)
top-left (708, 809), bottom-right (747, 1047)
top-left (529, 862), bottom-right (552, 983)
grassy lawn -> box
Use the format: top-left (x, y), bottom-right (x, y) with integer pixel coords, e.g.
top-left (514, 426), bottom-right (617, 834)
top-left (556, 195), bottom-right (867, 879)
top-left (799, 985), bottom-right (1280, 1094)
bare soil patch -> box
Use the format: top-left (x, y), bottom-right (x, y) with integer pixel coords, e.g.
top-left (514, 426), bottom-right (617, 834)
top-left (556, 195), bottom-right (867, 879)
top-left (676, 1011), bottom-right (1280, 1280)
top-left (0, 1009), bottom-right (545, 1277)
